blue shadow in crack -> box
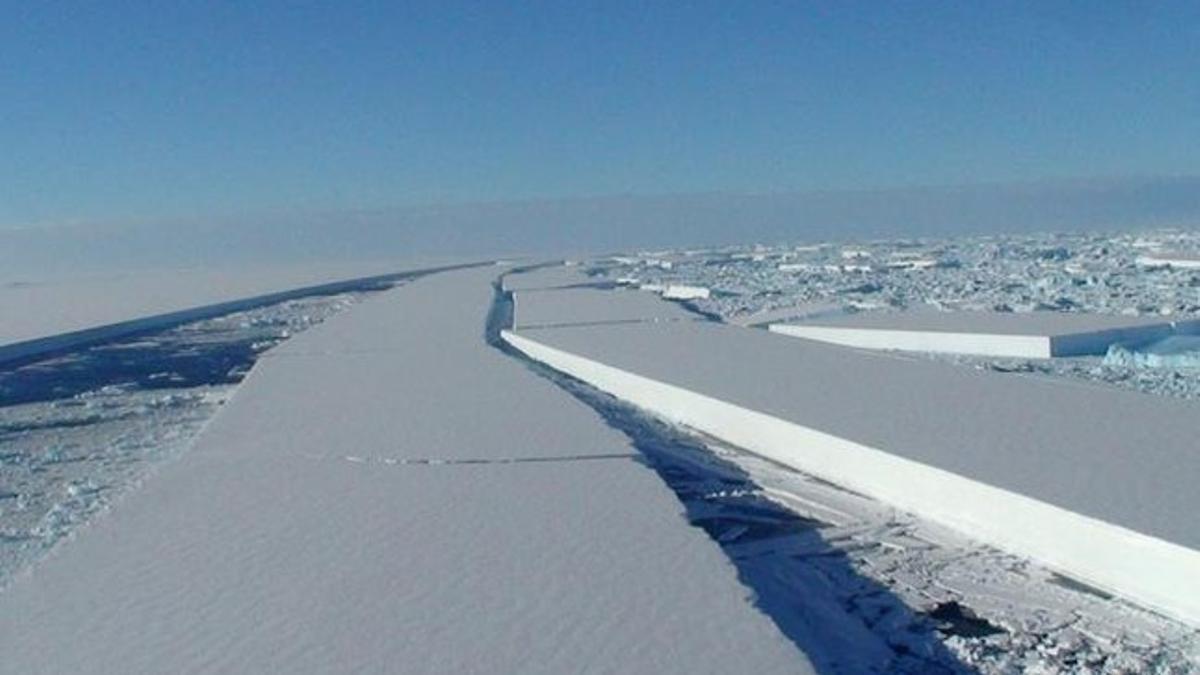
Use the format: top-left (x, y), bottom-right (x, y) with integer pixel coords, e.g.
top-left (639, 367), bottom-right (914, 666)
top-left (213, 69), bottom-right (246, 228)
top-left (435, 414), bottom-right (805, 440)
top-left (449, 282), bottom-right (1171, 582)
top-left (487, 288), bottom-right (985, 673)
top-left (549, 374), bottom-right (983, 674)
top-left (0, 284), bottom-right (400, 410)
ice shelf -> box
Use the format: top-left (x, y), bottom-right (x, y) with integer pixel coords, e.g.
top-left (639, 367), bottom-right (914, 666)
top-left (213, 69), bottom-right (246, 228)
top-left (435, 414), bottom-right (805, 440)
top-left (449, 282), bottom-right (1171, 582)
top-left (770, 309), bottom-right (1200, 358)
top-left (504, 294), bottom-right (1200, 627)
top-left (0, 267), bottom-right (811, 674)
top-left (0, 259), bottom-right (476, 367)
top-left (512, 287), bottom-right (700, 329)
top-left (498, 262), bottom-right (593, 291)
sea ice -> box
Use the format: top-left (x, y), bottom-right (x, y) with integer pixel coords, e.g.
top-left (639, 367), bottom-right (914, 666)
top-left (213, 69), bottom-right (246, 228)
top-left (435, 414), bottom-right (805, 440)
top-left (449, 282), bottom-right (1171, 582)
top-left (0, 290), bottom-right (378, 587)
top-left (1104, 335), bottom-right (1200, 369)
top-left (590, 229), bottom-right (1200, 399)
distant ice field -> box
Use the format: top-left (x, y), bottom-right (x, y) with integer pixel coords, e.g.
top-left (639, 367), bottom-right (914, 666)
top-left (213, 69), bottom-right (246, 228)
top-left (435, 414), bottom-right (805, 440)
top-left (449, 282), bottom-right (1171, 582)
top-left (595, 230), bottom-right (1200, 398)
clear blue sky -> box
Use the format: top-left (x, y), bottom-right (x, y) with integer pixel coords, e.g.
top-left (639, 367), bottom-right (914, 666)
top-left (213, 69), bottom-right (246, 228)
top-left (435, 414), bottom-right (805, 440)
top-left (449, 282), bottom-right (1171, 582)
top-left (2, 1), bottom-right (1198, 229)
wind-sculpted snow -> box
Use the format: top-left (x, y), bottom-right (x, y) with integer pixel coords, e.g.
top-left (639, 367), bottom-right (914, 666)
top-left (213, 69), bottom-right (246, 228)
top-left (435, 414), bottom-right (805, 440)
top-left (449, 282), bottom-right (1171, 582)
top-left (493, 332), bottom-right (976, 673)
top-left (6, 239), bottom-right (1198, 673)
top-left (0, 290), bottom-right (380, 589)
top-left (0, 267), bottom-right (813, 674)
top-left (0, 259), bottom-right (480, 367)
top-left (501, 262), bottom-right (1200, 672)
top-left (512, 287), bottom-right (701, 329)
top-left (498, 262), bottom-right (594, 291)
top-left (510, 320), bottom-right (1200, 552)
top-left (771, 308), bottom-right (1200, 358)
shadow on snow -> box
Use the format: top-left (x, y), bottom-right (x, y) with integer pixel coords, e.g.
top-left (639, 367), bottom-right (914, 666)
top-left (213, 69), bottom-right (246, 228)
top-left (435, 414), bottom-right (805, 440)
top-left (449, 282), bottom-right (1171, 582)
top-left (487, 279), bottom-right (980, 675)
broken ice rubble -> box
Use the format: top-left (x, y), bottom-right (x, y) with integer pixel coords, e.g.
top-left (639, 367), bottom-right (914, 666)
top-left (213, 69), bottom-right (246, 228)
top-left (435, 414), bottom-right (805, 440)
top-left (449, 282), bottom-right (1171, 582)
top-left (1105, 335), bottom-right (1200, 369)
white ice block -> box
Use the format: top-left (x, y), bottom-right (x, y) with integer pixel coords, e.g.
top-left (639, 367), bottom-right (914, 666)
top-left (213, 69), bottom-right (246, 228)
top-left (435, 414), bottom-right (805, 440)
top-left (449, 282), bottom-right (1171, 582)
top-left (770, 309), bottom-right (1200, 358)
top-left (512, 287), bottom-right (698, 329)
top-left (505, 319), bottom-right (1200, 627)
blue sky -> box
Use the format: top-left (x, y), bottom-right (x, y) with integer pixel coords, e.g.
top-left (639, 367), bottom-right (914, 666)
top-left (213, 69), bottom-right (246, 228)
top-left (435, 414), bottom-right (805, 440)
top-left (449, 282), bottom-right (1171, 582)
top-left (2, 2), bottom-right (1199, 231)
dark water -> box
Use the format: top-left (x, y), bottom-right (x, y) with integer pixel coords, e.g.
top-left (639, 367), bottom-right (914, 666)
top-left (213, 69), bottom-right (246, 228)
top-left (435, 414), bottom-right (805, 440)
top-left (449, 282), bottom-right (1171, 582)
top-left (0, 289), bottom-right (385, 409)
top-left (0, 286), bottom-right (399, 588)
top-left (486, 280), bottom-right (978, 674)
top-left (0, 321), bottom-right (284, 409)
top-left (0, 335), bottom-right (260, 408)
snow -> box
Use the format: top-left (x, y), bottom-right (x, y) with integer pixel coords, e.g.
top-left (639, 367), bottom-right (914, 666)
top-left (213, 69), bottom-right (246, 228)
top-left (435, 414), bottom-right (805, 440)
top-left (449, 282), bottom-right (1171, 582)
top-left (593, 231), bottom-right (1200, 329)
top-left (512, 287), bottom-right (699, 329)
top-left (499, 265), bottom-right (1200, 670)
top-left (769, 308), bottom-right (1200, 358)
top-left (1137, 252), bottom-right (1200, 270)
top-left (661, 284), bottom-right (711, 300)
top-left (7, 232), bottom-right (1200, 671)
top-left (704, 433), bottom-right (1200, 672)
top-left (774, 307), bottom-right (1190, 335)
top-left (0, 267), bottom-right (812, 674)
top-left (503, 289), bottom-right (1200, 626)
top-left (726, 302), bottom-right (845, 328)
top-left (505, 325), bottom-right (1200, 627)
top-left (587, 229), bottom-right (1200, 399)
top-left (498, 263), bottom-right (592, 291)
top-left (0, 258), bottom-right (473, 364)
top-left (510, 318), bottom-right (1200, 551)
top-left (771, 322), bottom-right (1055, 358)
top-left (0, 291), bottom-right (378, 588)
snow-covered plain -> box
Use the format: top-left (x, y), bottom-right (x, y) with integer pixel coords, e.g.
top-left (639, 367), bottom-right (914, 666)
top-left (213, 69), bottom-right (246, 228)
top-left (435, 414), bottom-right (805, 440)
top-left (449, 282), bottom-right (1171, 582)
top-left (769, 308), bottom-right (1199, 358)
top-left (5, 230), bottom-right (1200, 673)
top-left (502, 259), bottom-right (1200, 672)
top-left (0, 258), bottom-right (475, 366)
top-left (513, 287), bottom-right (700, 329)
top-left (0, 291), bottom-right (376, 588)
top-left (503, 321), bottom-right (1200, 618)
top-left (0, 266), bottom-right (813, 674)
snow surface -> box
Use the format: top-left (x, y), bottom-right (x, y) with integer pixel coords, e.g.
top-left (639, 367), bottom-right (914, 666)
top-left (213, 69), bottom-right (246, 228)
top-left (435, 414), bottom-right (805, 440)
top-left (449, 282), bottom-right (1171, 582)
top-left (0, 291), bottom-right (375, 588)
top-left (500, 265), bottom-right (1200, 670)
top-left (505, 326), bottom-right (1200, 626)
top-left (590, 230), bottom-right (1200, 399)
top-left (774, 307), bottom-right (1189, 335)
top-left (661, 285), bottom-right (711, 300)
top-left (508, 320), bottom-right (1200, 545)
top-left (1137, 252), bottom-right (1200, 270)
top-left (0, 258), bottom-right (473, 360)
top-left (502, 271), bottom-right (1200, 628)
top-left (513, 287), bottom-right (699, 329)
top-left (769, 308), bottom-right (1200, 358)
top-left (498, 263), bottom-right (593, 291)
top-left (771, 322), bottom-right (1056, 359)
top-left (0, 267), bottom-right (812, 674)
top-left (703, 432), bottom-right (1200, 673)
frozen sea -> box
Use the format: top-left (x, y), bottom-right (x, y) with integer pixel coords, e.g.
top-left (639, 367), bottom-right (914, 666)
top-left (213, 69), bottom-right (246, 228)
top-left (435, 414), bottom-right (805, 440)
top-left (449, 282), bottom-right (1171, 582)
top-left (2, 233), bottom-right (1198, 673)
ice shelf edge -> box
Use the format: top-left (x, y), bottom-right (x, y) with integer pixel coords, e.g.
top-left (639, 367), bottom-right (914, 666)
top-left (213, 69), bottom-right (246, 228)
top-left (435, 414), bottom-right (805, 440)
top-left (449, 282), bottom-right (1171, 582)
top-left (501, 328), bottom-right (1200, 628)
